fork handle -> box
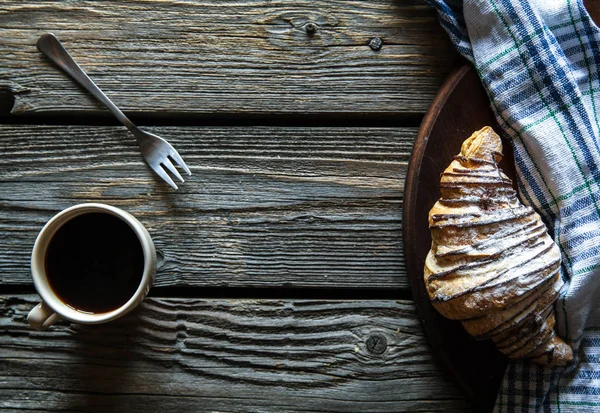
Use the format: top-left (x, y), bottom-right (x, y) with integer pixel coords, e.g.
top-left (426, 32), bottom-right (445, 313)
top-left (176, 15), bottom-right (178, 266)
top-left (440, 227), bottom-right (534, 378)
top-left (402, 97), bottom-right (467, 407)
top-left (37, 33), bottom-right (137, 132)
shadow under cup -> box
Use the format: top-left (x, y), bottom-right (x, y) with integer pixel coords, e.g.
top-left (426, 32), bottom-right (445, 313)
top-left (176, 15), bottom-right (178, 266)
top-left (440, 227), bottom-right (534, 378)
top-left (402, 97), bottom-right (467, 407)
top-left (29, 203), bottom-right (156, 329)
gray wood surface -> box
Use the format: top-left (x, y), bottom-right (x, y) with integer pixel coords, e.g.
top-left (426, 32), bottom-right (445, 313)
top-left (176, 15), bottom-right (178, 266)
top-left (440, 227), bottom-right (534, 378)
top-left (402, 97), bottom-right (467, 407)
top-left (0, 1), bottom-right (472, 410)
top-left (0, 295), bottom-right (469, 412)
top-left (0, 0), bottom-right (455, 117)
top-left (0, 125), bottom-right (407, 289)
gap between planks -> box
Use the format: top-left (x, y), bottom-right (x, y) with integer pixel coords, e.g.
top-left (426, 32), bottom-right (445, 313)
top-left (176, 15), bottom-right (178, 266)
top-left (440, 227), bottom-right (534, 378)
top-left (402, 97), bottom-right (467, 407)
top-left (0, 82), bottom-right (426, 127)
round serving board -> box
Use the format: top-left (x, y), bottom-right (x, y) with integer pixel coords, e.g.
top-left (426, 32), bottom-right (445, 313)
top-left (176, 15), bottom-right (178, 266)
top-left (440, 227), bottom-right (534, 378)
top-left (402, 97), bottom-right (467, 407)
top-left (403, 63), bottom-right (516, 411)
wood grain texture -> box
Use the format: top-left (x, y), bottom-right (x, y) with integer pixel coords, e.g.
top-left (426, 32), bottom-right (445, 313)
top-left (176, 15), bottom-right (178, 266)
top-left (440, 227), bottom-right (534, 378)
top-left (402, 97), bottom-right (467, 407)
top-left (0, 295), bottom-right (469, 412)
top-left (0, 0), bottom-right (455, 116)
top-left (0, 125), bottom-right (407, 289)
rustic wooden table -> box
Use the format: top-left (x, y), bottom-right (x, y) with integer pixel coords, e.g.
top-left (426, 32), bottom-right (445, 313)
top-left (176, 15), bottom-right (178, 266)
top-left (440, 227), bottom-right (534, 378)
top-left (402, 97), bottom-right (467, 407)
top-left (0, 1), bottom-right (471, 411)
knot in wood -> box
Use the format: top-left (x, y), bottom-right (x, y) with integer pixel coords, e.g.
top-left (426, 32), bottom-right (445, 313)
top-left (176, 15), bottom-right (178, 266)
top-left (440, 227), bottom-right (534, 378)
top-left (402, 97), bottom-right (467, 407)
top-left (369, 37), bottom-right (383, 51)
top-left (366, 334), bottom-right (387, 355)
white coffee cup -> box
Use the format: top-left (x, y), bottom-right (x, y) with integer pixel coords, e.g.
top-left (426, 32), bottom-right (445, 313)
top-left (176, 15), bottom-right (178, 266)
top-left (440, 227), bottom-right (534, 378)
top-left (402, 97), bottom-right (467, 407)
top-left (27, 203), bottom-right (156, 330)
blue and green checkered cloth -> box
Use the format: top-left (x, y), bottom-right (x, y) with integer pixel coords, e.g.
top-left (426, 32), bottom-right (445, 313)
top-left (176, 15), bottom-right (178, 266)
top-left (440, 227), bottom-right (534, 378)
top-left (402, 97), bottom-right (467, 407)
top-left (428, 0), bottom-right (600, 411)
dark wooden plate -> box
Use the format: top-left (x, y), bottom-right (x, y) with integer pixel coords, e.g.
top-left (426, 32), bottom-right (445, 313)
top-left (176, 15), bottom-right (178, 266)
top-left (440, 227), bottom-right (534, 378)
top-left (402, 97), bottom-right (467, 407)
top-left (403, 64), bottom-right (516, 412)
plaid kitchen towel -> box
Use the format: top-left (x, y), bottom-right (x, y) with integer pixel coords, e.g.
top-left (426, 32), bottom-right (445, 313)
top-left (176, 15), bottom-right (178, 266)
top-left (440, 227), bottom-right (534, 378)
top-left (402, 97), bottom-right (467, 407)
top-left (427, 0), bottom-right (600, 411)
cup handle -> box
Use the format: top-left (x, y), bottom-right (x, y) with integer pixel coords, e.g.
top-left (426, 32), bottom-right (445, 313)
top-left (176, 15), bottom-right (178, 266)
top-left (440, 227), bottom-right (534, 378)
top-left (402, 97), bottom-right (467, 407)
top-left (27, 302), bottom-right (61, 330)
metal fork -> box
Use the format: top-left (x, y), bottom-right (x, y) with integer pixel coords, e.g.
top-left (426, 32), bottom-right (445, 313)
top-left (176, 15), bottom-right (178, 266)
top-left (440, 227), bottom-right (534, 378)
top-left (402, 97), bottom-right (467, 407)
top-left (36, 33), bottom-right (191, 189)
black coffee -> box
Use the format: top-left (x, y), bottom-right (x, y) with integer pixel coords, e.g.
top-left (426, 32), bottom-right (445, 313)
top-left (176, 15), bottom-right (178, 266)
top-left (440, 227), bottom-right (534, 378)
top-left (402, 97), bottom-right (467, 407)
top-left (45, 212), bottom-right (144, 314)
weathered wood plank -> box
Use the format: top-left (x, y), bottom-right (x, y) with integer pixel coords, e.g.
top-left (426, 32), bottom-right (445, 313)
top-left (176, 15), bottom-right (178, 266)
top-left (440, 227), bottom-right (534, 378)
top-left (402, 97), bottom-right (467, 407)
top-left (0, 0), bottom-right (455, 116)
top-left (0, 125), bottom-right (407, 289)
top-left (0, 295), bottom-right (468, 412)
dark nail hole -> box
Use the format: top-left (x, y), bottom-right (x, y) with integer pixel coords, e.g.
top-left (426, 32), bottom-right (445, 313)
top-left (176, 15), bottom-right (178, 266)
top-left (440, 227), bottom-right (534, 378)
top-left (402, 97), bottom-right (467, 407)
top-left (369, 37), bottom-right (383, 51)
top-left (305, 22), bottom-right (317, 35)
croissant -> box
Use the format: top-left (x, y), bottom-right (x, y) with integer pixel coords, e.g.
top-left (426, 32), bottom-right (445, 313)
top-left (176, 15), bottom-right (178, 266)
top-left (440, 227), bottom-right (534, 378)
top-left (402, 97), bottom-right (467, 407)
top-left (424, 126), bottom-right (573, 366)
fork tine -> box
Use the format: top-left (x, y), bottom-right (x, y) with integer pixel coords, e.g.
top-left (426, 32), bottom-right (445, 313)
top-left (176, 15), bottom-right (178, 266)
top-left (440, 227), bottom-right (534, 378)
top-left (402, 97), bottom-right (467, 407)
top-left (169, 150), bottom-right (192, 176)
top-left (162, 158), bottom-right (184, 183)
top-left (152, 163), bottom-right (178, 190)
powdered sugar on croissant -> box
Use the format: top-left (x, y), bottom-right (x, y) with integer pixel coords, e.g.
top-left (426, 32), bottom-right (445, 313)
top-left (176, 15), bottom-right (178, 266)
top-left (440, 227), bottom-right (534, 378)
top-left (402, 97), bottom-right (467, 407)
top-left (424, 126), bottom-right (572, 366)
